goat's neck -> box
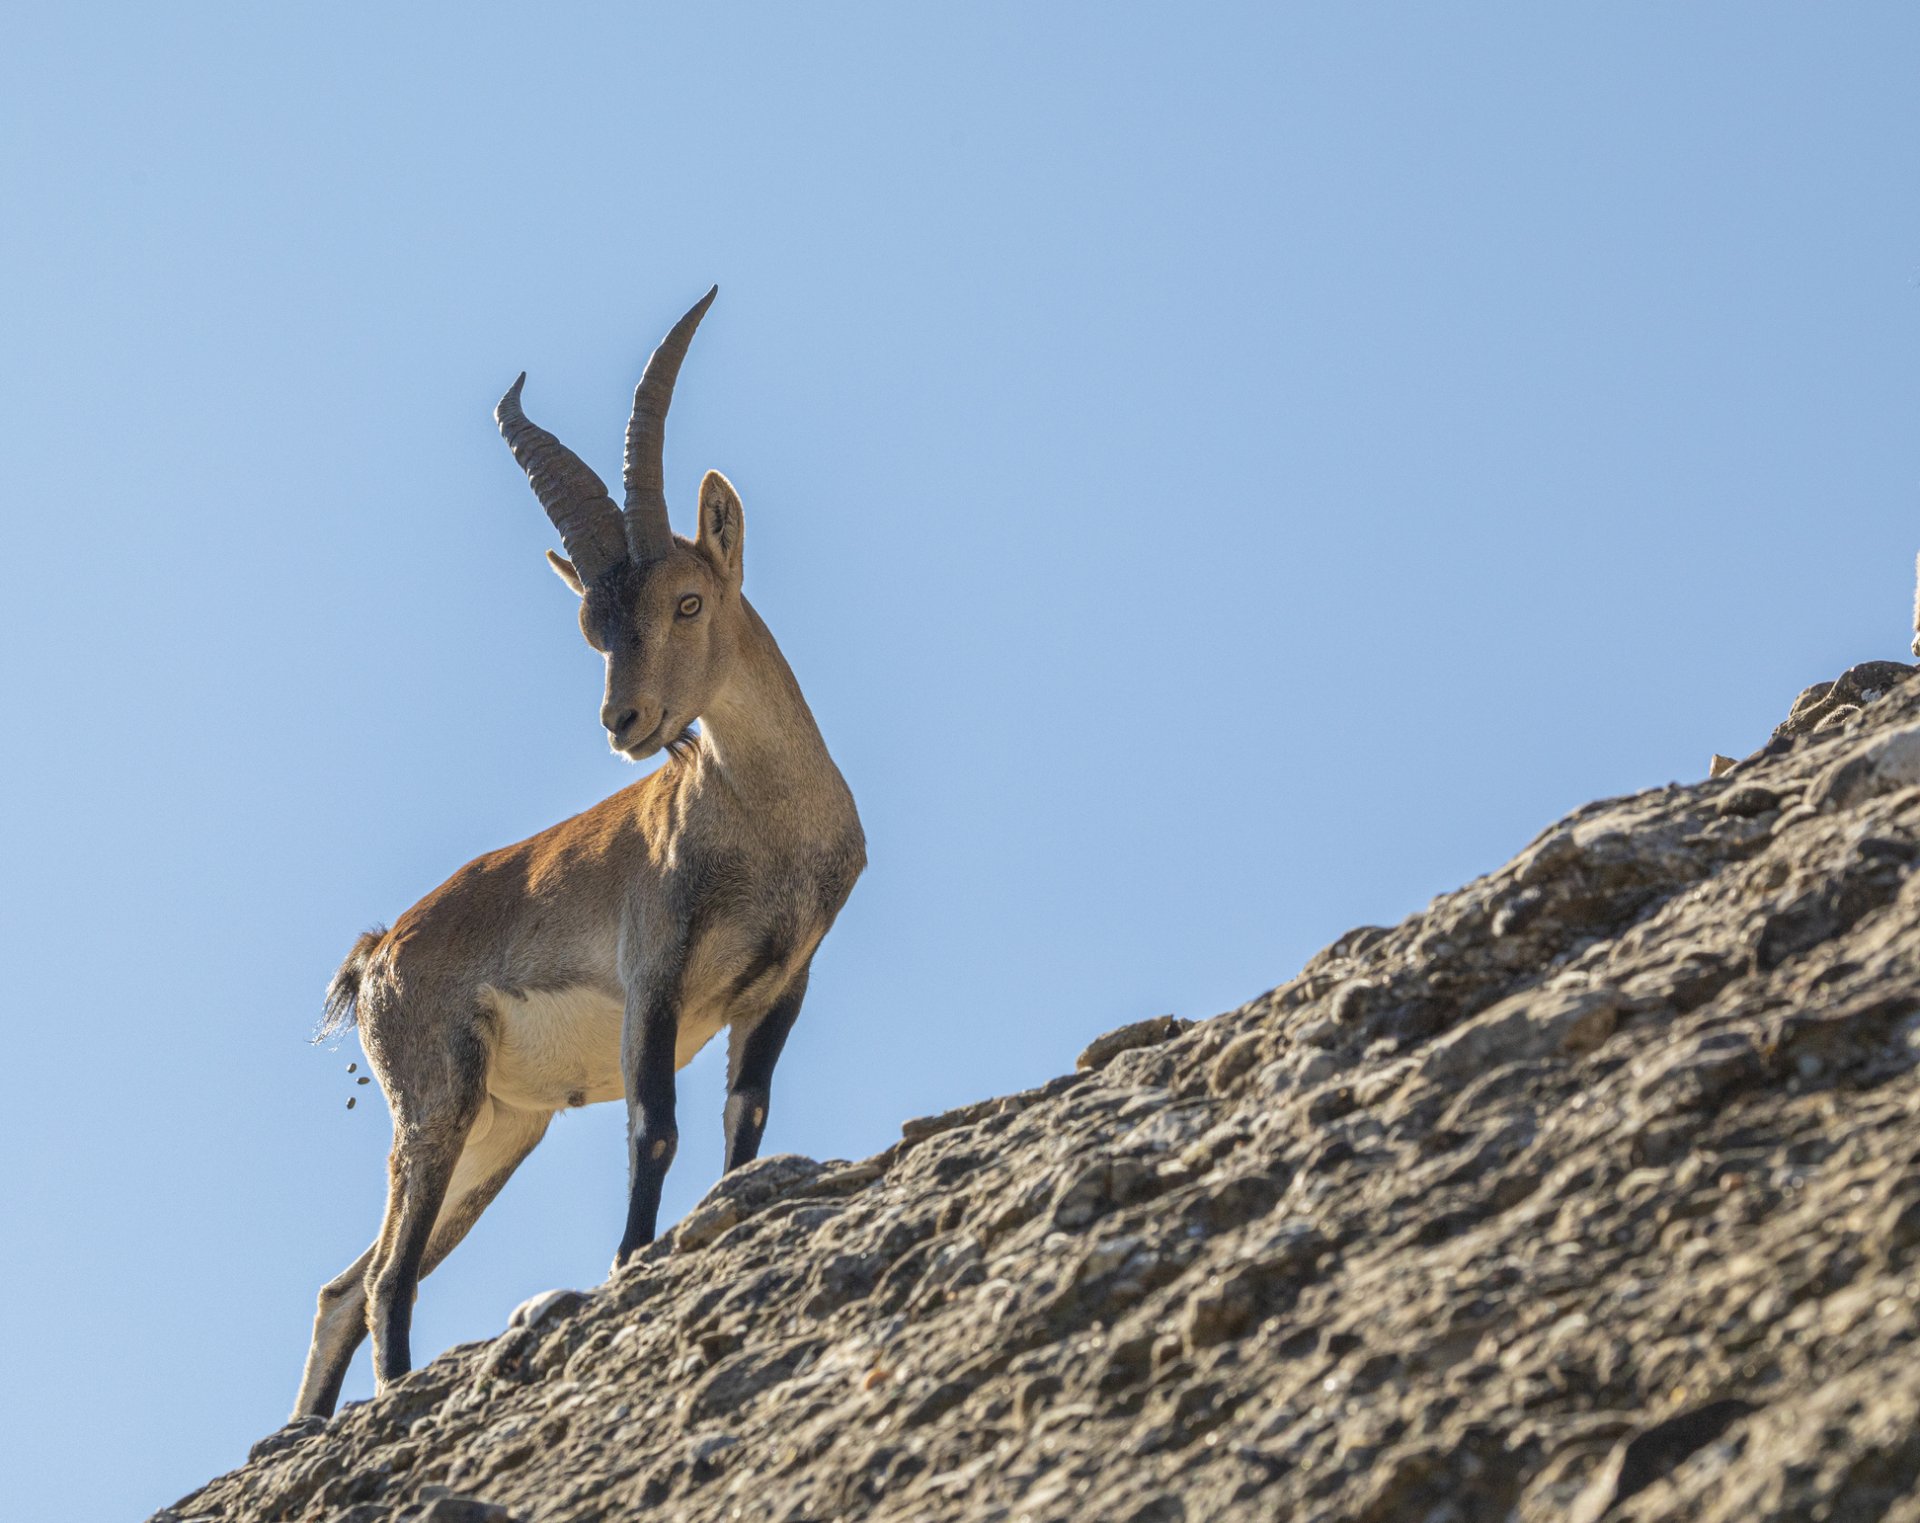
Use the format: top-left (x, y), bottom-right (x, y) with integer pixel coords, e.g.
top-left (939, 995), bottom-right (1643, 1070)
top-left (694, 599), bottom-right (851, 837)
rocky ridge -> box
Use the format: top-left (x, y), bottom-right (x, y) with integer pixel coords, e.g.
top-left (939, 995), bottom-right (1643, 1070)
top-left (163, 658), bottom-right (1920, 1523)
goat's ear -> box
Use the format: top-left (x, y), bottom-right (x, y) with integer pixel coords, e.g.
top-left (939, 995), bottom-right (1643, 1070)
top-left (546, 549), bottom-right (585, 595)
top-left (695, 470), bottom-right (744, 585)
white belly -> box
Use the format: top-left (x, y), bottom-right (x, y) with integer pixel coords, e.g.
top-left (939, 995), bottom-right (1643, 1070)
top-left (483, 983), bottom-right (731, 1111)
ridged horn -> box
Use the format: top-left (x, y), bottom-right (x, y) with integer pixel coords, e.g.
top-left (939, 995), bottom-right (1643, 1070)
top-left (623, 285), bottom-right (718, 562)
top-left (496, 374), bottom-right (630, 584)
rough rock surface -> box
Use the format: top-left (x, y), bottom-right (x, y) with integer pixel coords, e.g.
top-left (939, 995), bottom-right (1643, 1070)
top-left (163, 660), bottom-right (1920, 1523)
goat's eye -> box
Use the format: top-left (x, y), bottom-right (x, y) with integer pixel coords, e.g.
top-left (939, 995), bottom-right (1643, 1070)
top-left (677, 594), bottom-right (703, 618)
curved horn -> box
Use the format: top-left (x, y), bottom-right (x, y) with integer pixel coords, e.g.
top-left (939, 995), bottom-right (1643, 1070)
top-left (496, 375), bottom-right (630, 583)
top-left (623, 285), bottom-right (718, 562)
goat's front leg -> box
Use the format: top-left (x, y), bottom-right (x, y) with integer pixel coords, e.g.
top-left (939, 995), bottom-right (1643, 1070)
top-left (723, 966), bottom-right (809, 1171)
top-left (615, 975), bottom-right (682, 1266)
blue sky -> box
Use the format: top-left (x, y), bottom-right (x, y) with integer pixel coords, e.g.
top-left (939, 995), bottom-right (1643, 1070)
top-left (3, 5), bottom-right (1917, 1516)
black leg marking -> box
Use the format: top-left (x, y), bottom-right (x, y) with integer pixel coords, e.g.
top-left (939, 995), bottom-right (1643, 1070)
top-left (724, 969), bottom-right (808, 1173)
top-left (617, 989), bottom-right (681, 1264)
top-left (723, 936), bottom-right (787, 1007)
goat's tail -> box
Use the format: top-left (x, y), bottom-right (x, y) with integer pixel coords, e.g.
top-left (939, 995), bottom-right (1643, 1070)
top-left (314, 927), bottom-right (387, 1043)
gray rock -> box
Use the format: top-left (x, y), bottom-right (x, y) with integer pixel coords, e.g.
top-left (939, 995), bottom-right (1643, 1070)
top-left (1076, 1015), bottom-right (1192, 1071)
top-left (409, 1500), bottom-right (512, 1523)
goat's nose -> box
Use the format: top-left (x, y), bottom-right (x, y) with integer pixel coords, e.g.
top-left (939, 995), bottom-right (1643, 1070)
top-left (602, 704), bottom-right (640, 739)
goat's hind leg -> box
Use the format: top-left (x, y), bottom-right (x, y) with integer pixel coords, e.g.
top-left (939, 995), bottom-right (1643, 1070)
top-left (290, 1098), bottom-right (549, 1418)
top-left (293, 1243), bottom-right (376, 1418)
top-left (364, 1026), bottom-right (490, 1392)
top-left (419, 1100), bottom-right (551, 1278)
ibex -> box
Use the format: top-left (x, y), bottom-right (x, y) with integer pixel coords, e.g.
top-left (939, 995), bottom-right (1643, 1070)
top-left (293, 289), bottom-right (865, 1419)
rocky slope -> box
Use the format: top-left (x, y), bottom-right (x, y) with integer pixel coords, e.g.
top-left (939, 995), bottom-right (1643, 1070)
top-left (162, 658), bottom-right (1920, 1523)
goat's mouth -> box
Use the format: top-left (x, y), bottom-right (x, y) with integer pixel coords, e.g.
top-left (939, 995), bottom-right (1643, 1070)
top-left (616, 716), bottom-right (688, 762)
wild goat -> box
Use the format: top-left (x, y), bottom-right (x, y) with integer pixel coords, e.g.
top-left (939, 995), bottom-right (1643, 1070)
top-left (293, 289), bottom-right (865, 1418)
